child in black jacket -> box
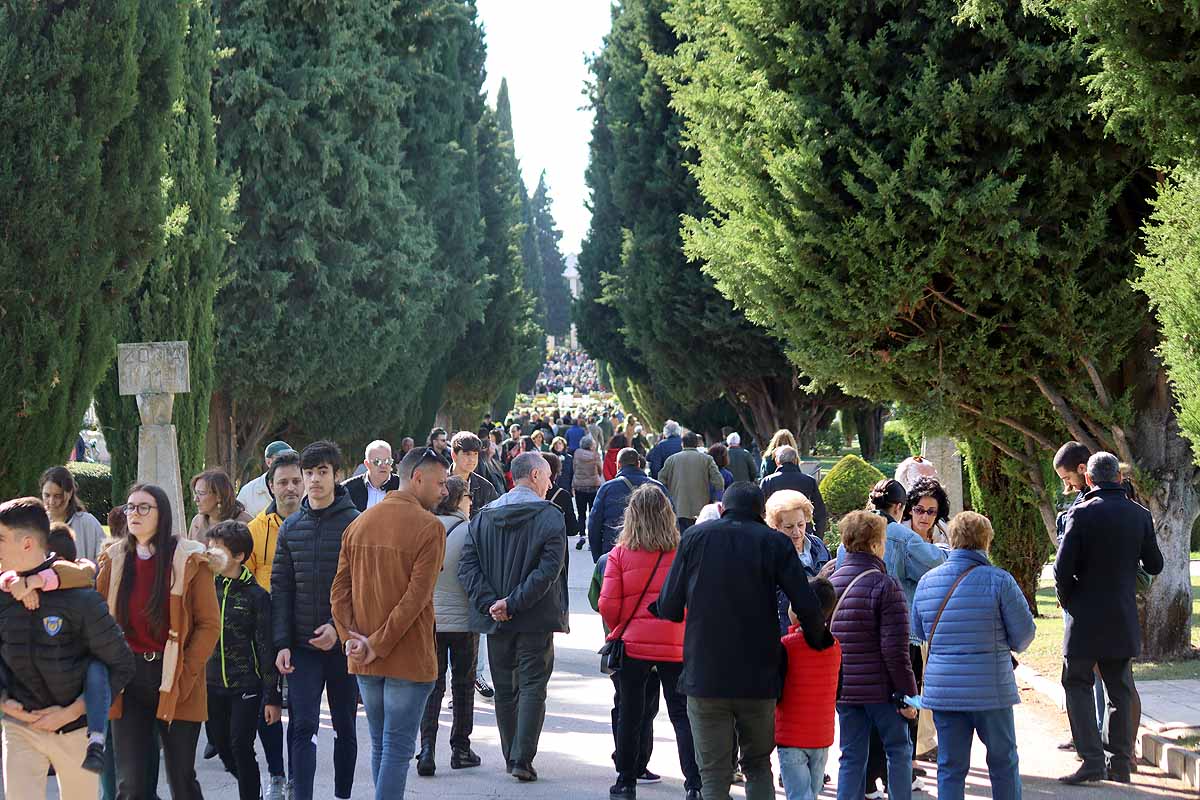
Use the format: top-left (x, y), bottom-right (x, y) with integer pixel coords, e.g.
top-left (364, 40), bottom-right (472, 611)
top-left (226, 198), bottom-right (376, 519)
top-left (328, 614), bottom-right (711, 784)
top-left (205, 521), bottom-right (281, 800)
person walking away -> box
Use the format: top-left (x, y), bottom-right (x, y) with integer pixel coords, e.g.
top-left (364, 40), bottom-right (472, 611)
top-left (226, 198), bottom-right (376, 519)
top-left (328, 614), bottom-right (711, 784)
top-left (188, 469), bottom-right (253, 542)
top-left (96, 484), bottom-right (220, 800)
top-left (342, 440), bottom-right (400, 512)
top-left (653, 483), bottom-right (830, 800)
top-left (765, 490), bottom-right (831, 632)
top-left (237, 441), bottom-right (294, 518)
top-left (724, 433), bottom-right (757, 484)
top-left (451, 431), bottom-right (498, 517)
top-left (457, 452), bottom-right (569, 782)
top-left (271, 441), bottom-right (360, 800)
top-left (706, 444), bottom-right (734, 501)
top-left (0, 498), bottom-right (135, 799)
top-left (777, 578), bottom-right (841, 800)
top-left (331, 446), bottom-right (447, 800)
top-left (39, 466), bottom-right (106, 562)
top-left (910, 511), bottom-right (1035, 800)
top-left (758, 429), bottom-right (798, 481)
top-left (204, 521), bottom-right (281, 800)
top-left (646, 421), bottom-right (683, 480)
top-left (659, 433), bottom-right (723, 532)
top-left (418, 476), bottom-right (484, 775)
top-left (243, 448), bottom-right (299, 799)
top-left (543, 453), bottom-right (578, 539)
top-left (588, 448), bottom-right (667, 562)
top-left (1055, 451), bottom-right (1163, 784)
top-left (573, 435), bottom-right (604, 549)
top-left (829, 510), bottom-right (918, 800)
top-left (604, 434), bottom-right (629, 482)
top-left (599, 485), bottom-right (701, 800)
top-left (566, 416), bottom-right (588, 453)
top-left (760, 446), bottom-right (829, 538)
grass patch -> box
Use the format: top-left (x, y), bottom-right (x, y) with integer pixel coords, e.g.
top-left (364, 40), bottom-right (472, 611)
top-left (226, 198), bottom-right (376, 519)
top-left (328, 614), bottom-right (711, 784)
top-left (1022, 575), bottom-right (1200, 682)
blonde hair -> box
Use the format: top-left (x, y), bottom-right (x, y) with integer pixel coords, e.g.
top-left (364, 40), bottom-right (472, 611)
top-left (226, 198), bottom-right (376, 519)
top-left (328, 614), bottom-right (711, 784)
top-left (840, 510), bottom-right (886, 554)
top-left (764, 429), bottom-right (797, 459)
top-left (948, 511), bottom-right (993, 551)
top-left (617, 484), bottom-right (679, 553)
top-left (765, 489), bottom-right (814, 530)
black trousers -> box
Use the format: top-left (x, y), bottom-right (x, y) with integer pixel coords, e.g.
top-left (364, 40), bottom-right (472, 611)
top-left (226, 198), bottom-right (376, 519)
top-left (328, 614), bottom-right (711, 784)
top-left (208, 686), bottom-right (263, 800)
top-left (610, 665), bottom-right (658, 774)
top-left (488, 630), bottom-right (554, 766)
top-left (420, 631), bottom-right (479, 751)
top-left (112, 658), bottom-right (203, 800)
top-left (1064, 657), bottom-right (1136, 773)
top-left (616, 658), bottom-right (700, 789)
top-left (575, 491), bottom-right (597, 536)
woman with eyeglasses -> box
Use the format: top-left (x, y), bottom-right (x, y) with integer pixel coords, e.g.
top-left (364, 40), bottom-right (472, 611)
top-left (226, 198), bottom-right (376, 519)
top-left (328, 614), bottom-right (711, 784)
top-left (187, 469), bottom-right (252, 541)
top-left (97, 484), bottom-right (220, 800)
top-left (902, 477), bottom-right (950, 546)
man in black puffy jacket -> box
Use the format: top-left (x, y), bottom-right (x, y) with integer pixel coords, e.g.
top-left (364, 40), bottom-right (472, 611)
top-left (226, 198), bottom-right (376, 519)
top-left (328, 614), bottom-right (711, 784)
top-left (271, 441), bottom-right (360, 800)
top-left (0, 497), bottom-right (135, 798)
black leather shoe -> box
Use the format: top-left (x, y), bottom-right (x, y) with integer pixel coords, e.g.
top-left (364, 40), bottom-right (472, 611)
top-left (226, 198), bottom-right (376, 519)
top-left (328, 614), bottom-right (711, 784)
top-left (609, 780), bottom-right (636, 799)
top-left (511, 762), bottom-right (538, 782)
top-left (81, 742), bottom-right (105, 774)
top-left (1058, 766), bottom-right (1106, 785)
top-left (1107, 767), bottom-right (1131, 783)
top-left (203, 743), bottom-right (218, 760)
top-left (684, 789), bottom-right (701, 800)
top-left (450, 747), bottom-right (481, 769)
top-left (416, 746), bottom-right (436, 777)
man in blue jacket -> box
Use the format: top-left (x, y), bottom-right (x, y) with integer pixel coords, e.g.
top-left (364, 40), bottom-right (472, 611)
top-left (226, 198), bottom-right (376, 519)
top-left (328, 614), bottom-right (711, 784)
top-left (1055, 452), bottom-right (1163, 785)
top-left (646, 421), bottom-right (683, 480)
top-left (587, 448), bottom-right (667, 562)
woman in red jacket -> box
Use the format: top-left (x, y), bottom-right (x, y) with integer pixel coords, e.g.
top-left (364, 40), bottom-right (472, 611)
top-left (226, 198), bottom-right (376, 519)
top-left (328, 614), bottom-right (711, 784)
top-left (599, 484), bottom-right (699, 800)
top-left (602, 434), bottom-right (629, 481)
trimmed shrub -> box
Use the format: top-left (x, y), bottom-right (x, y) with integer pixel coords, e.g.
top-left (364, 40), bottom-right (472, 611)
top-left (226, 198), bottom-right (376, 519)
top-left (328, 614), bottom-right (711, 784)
top-left (879, 419), bottom-right (917, 463)
top-left (67, 461), bottom-right (113, 522)
top-left (819, 454), bottom-right (885, 521)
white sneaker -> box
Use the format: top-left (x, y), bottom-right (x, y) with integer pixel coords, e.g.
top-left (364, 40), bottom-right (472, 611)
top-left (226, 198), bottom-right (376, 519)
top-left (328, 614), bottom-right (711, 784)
top-left (912, 775), bottom-right (927, 792)
top-left (865, 790), bottom-right (885, 800)
top-left (264, 776), bottom-right (286, 800)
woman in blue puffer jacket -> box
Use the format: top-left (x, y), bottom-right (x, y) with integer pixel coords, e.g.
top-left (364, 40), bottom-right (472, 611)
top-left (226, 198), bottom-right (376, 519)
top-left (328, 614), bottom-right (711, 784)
top-left (910, 511), bottom-right (1036, 800)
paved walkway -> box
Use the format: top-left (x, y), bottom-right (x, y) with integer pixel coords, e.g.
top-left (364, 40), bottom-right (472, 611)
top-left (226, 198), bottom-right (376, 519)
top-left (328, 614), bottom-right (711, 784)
top-left (13, 549), bottom-right (1196, 798)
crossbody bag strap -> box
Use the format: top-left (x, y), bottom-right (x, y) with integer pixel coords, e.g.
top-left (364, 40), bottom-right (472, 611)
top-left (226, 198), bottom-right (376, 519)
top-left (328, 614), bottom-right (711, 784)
top-left (831, 568), bottom-right (880, 623)
top-left (927, 565), bottom-right (982, 648)
top-left (619, 476), bottom-right (634, 493)
top-left (613, 550), bottom-right (666, 639)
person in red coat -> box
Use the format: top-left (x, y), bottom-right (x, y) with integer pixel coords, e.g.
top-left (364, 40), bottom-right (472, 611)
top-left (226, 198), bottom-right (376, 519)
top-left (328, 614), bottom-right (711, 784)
top-left (599, 484), bottom-right (700, 800)
top-left (777, 577), bottom-right (841, 800)
top-left (603, 434), bottom-right (628, 482)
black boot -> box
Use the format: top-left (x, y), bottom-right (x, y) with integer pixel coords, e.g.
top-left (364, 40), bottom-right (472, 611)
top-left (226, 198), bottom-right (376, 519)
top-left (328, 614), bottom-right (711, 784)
top-left (609, 778), bottom-right (636, 799)
top-left (451, 747), bottom-right (481, 769)
top-left (417, 745), bottom-right (436, 777)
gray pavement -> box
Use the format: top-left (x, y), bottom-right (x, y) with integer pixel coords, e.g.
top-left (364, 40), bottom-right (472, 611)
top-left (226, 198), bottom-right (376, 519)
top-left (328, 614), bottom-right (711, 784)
top-left (13, 545), bottom-right (1196, 798)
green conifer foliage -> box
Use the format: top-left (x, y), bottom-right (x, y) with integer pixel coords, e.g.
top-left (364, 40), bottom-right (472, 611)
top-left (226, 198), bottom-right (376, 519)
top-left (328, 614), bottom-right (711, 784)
top-left (95, 0), bottom-right (235, 504)
top-left (0, 0), bottom-right (182, 496)
top-left (664, 0), bottom-right (1196, 655)
top-left (531, 175), bottom-right (573, 338)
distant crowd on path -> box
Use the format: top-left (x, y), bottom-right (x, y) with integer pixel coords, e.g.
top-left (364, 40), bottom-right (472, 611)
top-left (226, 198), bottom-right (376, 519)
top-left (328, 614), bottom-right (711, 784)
top-left (0, 410), bottom-right (1165, 800)
top-left (534, 347), bottom-right (602, 394)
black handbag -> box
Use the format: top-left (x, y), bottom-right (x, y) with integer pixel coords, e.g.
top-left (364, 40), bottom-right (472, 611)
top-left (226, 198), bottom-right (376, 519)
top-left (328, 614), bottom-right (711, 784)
top-left (599, 551), bottom-right (665, 675)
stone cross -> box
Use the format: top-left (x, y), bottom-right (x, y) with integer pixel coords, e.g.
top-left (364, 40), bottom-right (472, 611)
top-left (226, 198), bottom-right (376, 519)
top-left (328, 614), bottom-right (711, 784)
top-left (922, 435), bottom-right (965, 517)
top-left (118, 341), bottom-right (190, 538)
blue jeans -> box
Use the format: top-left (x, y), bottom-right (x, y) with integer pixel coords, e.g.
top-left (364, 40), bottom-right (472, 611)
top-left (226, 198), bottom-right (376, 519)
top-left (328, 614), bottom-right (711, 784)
top-left (933, 707), bottom-right (1020, 800)
top-left (778, 746), bottom-right (828, 800)
top-left (836, 703), bottom-right (911, 800)
top-left (358, 676), bottom-right (433, 800)
top-left (85, 660), bottom-right (112, 736)
top-left (287, 647), bottom-right (358, 800)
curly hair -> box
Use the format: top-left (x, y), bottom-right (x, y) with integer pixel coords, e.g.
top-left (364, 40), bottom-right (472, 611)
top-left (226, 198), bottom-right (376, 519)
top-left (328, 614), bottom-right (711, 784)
top-left (903, 476), bottom-right (950, 524)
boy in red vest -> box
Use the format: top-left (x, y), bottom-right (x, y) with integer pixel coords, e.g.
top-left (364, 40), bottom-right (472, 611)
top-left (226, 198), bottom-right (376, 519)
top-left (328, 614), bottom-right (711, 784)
top-left (776, 577), bottom-right (841, 800)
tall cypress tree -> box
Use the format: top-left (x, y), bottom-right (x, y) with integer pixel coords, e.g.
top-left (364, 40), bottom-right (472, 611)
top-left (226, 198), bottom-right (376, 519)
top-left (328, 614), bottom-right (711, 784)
top-left (96, 0), bottom-right (235, 503)
top-left (0, 0), bottom-right (183, 496)
top-left (530, 174), bottom-right (573, 338)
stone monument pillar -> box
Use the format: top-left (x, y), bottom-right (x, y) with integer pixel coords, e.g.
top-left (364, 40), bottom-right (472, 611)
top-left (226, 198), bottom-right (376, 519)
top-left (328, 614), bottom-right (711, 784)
top-left (922, 435), bottom-right (964, 516)
top-left (118, 342), bottom-right (190, 537)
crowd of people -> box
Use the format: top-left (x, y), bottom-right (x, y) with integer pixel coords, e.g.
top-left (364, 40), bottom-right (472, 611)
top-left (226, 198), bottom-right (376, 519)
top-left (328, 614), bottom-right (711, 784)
top-left (0, 410), bottom-right (1166, 800)
top-left (533, 348), bottom-right (603, 395)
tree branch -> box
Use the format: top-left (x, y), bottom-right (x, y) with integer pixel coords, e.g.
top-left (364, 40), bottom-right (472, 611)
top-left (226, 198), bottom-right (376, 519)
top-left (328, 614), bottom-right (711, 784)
top-left (1023, 435), bottom-right (1061, 552)
top-left (981, 432), bottom-right (1034, 469)
top-left (927, 286), bottom-right (984, 322)
top-left (1031, 375), bottom-right (1103, 453)
top-left (1079, 356), bottom-right (1136, 464)
top-left (958, 402), bottom-right (1056, 451)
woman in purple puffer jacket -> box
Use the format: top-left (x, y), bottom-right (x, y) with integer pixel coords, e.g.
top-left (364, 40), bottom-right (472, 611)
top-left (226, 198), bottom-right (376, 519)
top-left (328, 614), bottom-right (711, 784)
top-left (829, 510), bottom-right (918, 800)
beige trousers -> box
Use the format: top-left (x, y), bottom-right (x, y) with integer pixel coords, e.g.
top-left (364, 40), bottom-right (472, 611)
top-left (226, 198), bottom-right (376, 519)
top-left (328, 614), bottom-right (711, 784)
top-left (1, 720), bottom-right (97, 800)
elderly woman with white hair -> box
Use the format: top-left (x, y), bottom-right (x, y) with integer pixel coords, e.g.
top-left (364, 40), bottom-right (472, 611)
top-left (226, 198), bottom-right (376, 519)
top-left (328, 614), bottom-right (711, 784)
top-left (766, 489), bottom-right (831, 634)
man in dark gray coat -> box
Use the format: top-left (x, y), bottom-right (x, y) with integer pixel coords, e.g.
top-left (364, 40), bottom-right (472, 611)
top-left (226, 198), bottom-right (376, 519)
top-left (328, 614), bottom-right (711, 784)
top-left (1055, 452), bottom-right (1163, 785)
top-left (458, 452), bottom-right (568, 782)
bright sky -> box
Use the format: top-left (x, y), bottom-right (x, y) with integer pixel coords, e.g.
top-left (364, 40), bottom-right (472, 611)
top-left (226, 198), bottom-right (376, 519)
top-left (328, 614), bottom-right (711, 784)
top-left (477, 0), bottom-right (613, 256)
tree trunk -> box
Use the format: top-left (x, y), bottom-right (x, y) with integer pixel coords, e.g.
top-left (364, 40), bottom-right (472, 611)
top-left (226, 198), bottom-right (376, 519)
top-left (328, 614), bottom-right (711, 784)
top-left (206, 390), bottom-right (274, 488)
top-left (727, 376), bottom-right (834, 456)
top-left (854, 405), bottom-right (886, 461)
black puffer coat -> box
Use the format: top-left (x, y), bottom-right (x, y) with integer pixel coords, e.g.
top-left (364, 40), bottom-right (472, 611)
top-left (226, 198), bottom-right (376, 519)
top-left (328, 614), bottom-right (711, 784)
top-left (271, 486), bottom-right (359, 651)
top-left (0, 567), bottom-right (135, 732)
top-left (208, 566), bottom-right (280, 702)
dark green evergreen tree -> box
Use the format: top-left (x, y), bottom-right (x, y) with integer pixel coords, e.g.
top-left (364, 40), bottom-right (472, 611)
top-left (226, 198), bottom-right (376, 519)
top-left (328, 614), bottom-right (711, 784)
top-left (665, 0), bottom-right (1196, 655)
top-left (0, 0), bottom-right (183, 496)
top-left (96, 0), bottom-right (235, 503)
top-left (530, 175), bottom-right (572, 338)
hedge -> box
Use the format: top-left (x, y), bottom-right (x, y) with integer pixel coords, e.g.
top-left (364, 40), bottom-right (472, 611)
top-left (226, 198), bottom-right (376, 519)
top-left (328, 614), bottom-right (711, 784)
top-left (818, 454), bottom-right (885, 522)
top-left (878, 419), bottom-right (918, 462)
top-left (67, 461), bottom-right (113, 522)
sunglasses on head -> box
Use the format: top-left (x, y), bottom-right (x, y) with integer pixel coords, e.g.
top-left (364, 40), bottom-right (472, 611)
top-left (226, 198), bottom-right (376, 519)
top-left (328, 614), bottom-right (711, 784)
top-left (411, 447), bottom-right (441, 479)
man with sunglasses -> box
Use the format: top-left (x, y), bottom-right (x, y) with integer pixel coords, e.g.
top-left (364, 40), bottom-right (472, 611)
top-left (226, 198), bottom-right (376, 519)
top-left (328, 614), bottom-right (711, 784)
top-left (343, 440), bottom-right (400, 512)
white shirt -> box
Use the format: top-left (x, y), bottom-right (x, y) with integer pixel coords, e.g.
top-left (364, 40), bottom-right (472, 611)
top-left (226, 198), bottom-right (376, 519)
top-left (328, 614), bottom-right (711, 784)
top-left (365, 477), bottom-right (389, 509)
top-left (237, 473), bottom-right (272, 518)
